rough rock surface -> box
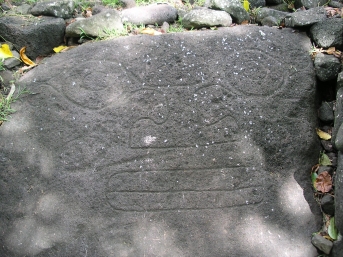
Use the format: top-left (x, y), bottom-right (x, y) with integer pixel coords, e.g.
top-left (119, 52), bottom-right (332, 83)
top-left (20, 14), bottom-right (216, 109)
top-left (0, 15), bottom-right (65, 59)
top-left (0, 26), bottom-right (320, 257)
top-left (311, 233), bottom-right (333, 254)
top-left (284, 7), bottom-right (327, 27)
top-left (30, 0), bottom-right (75, 19)
top-left (121, 4), bottom-right (178, 25)
top-left (314, 53), bottom-right (341, 82)
top-left (294, 0), bottom-right (327, 9)
top-left (333, 153), bottom-right (343, 255)
top-left (256, 7), bottom-right (288, 23)
top-left (207, 0), bottom-right (250, 24)
top-left (182, 8), bottom-right (232, 29)
top-left (309, 18), bottom-right (343, 49)
top-left (66, 9), bottom-right (123, 38)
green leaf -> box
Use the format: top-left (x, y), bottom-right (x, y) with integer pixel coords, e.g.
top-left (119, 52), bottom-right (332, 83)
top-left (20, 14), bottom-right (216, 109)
top-left (328, 217), bottom-right (338, 240)
top-left (311, 172), bottom-right (318, 189)
top-left (319, 152), bottom-right (332, 166)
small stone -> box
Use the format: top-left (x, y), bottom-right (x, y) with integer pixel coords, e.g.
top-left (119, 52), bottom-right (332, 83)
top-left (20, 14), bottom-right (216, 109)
top-left (311, 233), bottom-right (333, 254)
top-left (318, 101), bottom-right (334, 122)
top-left (3, 51), bottom-right (21, 69)
top-left (321, 194), bottom-right (335, 215)
top-left (261, 16), bottom-right (279, 27)
top-left (318, 165), bottom-right (333, 175)
top-left (314, 53), bottom-right (341, 82)
top-left (161, 21), bottom-right (170, 33)
top-left (327, 152), bottom-right (338, 167)
top-left (321, 140), bottom-right (334, 152)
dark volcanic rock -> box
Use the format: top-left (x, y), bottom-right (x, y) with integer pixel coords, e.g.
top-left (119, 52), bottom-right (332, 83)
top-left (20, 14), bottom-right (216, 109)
top-left (0, 15), bottom-right (65, 60)
top-left (0, 27), bottom-right (320, 257)
top-left (321, 194), bottom-right (335, 215)
top-left (318, 101), bottom-right (334, 122)
top-left (314, 53), bottom-right (341, 82)
top-left (30, 0), bottom-right (75, 19)
top-left (309, 18), bottom-right (343, 49)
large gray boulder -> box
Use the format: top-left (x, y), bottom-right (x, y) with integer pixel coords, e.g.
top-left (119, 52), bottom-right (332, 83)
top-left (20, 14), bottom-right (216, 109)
top-left (0, 15), bottom-right (65, 59)
top-left (182, 8), bottom-right (232, 29)
top-left (121, 4), bottom-right (177, 25)
top-left (309, 18), bottom-right (343, 49)
top-left (0, 27), bottom-right (320, 257)
top-left (30, 0), bottom-right (75, 19)
top-left (207, 0), bottom-right (250, 24)
top-left (66, 9), bottom-right (123, 38)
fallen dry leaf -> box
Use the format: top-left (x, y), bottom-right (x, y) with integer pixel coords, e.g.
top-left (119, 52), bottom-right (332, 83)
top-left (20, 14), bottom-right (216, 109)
top-left (19, 46), bottom-right (36, 66)
top-left (141, 28), bottom-right (162, 36)
top-left (83, 7), bottom-right (92, 18)
top-left (315, 171), bottom-right (332, 193)
top-left (316, 128), bottom-right (331, 140)
top-left (0, 44), bottom-right (14, 59)
top-left (53, 45), bottom-right (68, 53)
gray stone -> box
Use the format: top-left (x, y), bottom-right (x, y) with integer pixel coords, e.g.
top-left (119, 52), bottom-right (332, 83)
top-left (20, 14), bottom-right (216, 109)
top-left (0, 27), bottom-right (320, 257)
top-left (333, 87), bottom-right (343, 149)
top-left (256, 7), bottom-right (288, 24)
top-left (329, 0), bottom-right (343, 8)
top-left (161, 21), bottom-right (170, 33)
top-left (121, 4), bottom-right (177, 25)
top-left (66, 9), bottom-right (123, 38)
top-left (30, 0), bottom-right (75, 19)
top-left (336, 123), bottom-right (343, 152)
top-left (321, 140), bottom-right (334, 152)
top-left (0, 70), bottom-right (14, 87)
top-left (208, 0), bottom-right (250, 24)
top-left (261, 16), bottom-right (280, 26)
top-left (284, 7), bottom-right (327, 27)
top-left (3, 51), bottom-right (21, 69)
top-left (333, 152), bottom-right (343, 256)
top-left (15, 3), bottom-right (32, 15)
top-left (311, 233), bottom-right (333, 254)
top-left (266, 0), bottom-right (283, 5)
top-left (314, 53), bottom-right (341, 82)
top-left (268, 3), bottom-right (290, 12)
top-left (338, 71), bottom-right (343, 91)
top-left (318, 101), bottom-right (334, 122)
top-left (249, 0), bottom-right (266, 8)
top-left (318, 165), bottom-right (333, 175)
top-left (309, 18), bottom-right (343, 49)
top-left (321, 194), bottom-right (335, 215)
top-left (294, 0), bottom-right (327, 9)
top-left (0, 15), bottom-right (65, 60)
top-left (120, 0), bottom-right (136, 8)
top-left (182, 8), bottom-right (232, 29)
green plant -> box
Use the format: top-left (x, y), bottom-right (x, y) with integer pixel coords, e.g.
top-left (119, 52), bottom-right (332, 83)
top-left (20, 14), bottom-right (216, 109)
top-left (0, 84), bottom-right (31, 122)
top-left (102, 0), bottom-right (121, 7)
top-left (283, 0), bottom-right (296, 11)
top-left (79, 27), bottom-right (94, 40)
top-left (100, 27), bottom-right (128, 39)
top-left (249, 7), bottom-right (261, 23)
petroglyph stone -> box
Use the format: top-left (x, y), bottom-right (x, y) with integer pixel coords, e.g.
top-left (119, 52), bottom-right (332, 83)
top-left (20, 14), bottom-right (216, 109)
top-left (0, 27), bottom-right (320, 257)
